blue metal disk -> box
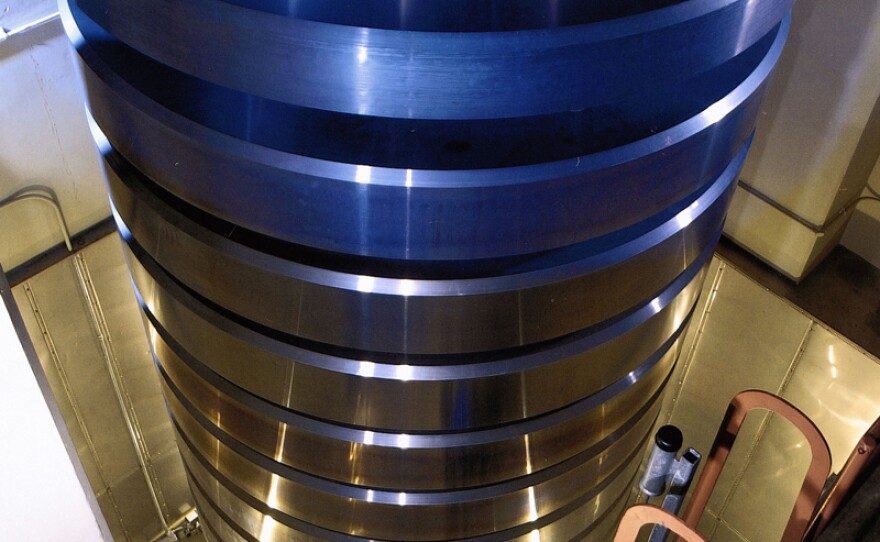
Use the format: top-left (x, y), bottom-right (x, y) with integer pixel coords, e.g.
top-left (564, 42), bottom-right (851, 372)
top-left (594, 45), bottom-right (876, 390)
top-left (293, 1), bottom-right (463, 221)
top-left (63, 0), bottom-right (793, 539)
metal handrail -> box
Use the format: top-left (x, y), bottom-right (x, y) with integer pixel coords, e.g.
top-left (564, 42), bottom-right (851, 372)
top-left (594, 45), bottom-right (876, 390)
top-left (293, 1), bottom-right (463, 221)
top-left (0, 185), bottom-right (73, 252)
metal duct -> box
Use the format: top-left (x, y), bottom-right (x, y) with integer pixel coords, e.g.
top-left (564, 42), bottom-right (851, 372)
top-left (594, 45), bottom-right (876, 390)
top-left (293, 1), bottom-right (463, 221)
top-left (62, 1), bottom-right (792, 539)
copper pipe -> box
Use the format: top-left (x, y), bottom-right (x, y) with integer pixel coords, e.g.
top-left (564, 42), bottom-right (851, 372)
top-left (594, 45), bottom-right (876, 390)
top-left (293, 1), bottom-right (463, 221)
top-left (614, 504), bottom-right (707, 542)
top-left (683, 389), bottom-right (831, 542)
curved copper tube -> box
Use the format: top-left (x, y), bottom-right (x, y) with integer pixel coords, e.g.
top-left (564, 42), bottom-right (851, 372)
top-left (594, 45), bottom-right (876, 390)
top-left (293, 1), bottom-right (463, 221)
top-left (614, 504), bottom-right (707, 542)
top-left (683, 389), bottom-right (831, 542)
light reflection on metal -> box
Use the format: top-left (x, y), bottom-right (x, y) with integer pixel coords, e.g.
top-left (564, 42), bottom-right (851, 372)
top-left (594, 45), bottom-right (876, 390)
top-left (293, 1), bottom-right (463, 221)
top-left (829, 345), bottom-right (837, 378)
top-left (394, 365), bottom-right (414, 382)
top-left (357, 361), bottom-right (376, 378)
top-left (258, 514), bottom-right (278, 542)
top-left (265, 474), bottom-right (281, 509)
top-left (85, 110), bottom-right (112, 155)
top-left (528, 487), bottom-right (539, 522)
top-left (355, 275), bottom-right (376, 293)
top-left (397, 279), bottom-right (416, 297)
top-left (65, 0), bottom-right (793, 538)
top-left (650, 298), bottom-right (663, 315)
top-left (355, 165), bottom-right (373, 184)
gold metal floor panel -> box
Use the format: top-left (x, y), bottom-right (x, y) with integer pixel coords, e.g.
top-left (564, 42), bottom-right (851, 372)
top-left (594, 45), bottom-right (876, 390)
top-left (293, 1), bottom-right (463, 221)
top-left (643, 257), bottom-right (880, 542)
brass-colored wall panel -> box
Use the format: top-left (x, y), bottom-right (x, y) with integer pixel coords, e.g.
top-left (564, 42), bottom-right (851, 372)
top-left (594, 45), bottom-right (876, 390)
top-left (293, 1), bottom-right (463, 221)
top-left (781, 325), bottom-right (880, 471)
top-left (654, 257), bottom-right (880, 541)
top-left (11, 236), bottom-right (194, 541)
top-left (717, 414), bottom-right (811, 541)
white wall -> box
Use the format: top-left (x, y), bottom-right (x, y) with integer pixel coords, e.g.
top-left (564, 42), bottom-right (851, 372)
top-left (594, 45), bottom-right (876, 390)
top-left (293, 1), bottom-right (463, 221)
top-left (725, 0), bottom-right (880, 280)
top-left (0, 11), bottom-right (109, 270)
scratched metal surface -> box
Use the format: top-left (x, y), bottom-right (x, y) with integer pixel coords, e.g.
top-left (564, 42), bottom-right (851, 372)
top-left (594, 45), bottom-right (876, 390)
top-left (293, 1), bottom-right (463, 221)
top-left (62, 0), bottom-right (793, 538)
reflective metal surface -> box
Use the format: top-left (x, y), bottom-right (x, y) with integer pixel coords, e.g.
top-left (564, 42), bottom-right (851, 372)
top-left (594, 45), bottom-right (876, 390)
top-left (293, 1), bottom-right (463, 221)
top-left (132, 250), bottom-right (702, 432)
top-left (63, 0), bottom-right (792, 538)
top-left (108, 147), bottom-right (733, 354)
top-left (10, 237), bottom-right (194, 541)
top-left (77, 29), bottom-right (782, 262)
top-left (71, 0), bottom-right (792, 120)
top-left (657, 260), bottom-right (880, 541)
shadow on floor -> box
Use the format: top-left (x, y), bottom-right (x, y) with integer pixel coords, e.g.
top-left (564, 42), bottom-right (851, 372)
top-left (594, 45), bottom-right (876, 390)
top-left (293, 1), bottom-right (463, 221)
top-left (716, 236), bottom-right (880, 359)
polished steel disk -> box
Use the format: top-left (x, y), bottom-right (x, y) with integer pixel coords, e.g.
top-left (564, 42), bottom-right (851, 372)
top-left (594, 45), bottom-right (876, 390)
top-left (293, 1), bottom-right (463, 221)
top-left (63, 0), bottom-right (793, 539)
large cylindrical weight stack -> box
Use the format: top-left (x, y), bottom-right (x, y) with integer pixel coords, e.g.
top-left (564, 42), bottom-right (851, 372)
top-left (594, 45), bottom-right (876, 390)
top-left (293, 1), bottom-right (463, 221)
top-left (63, 1), bottom-right (792, 539)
